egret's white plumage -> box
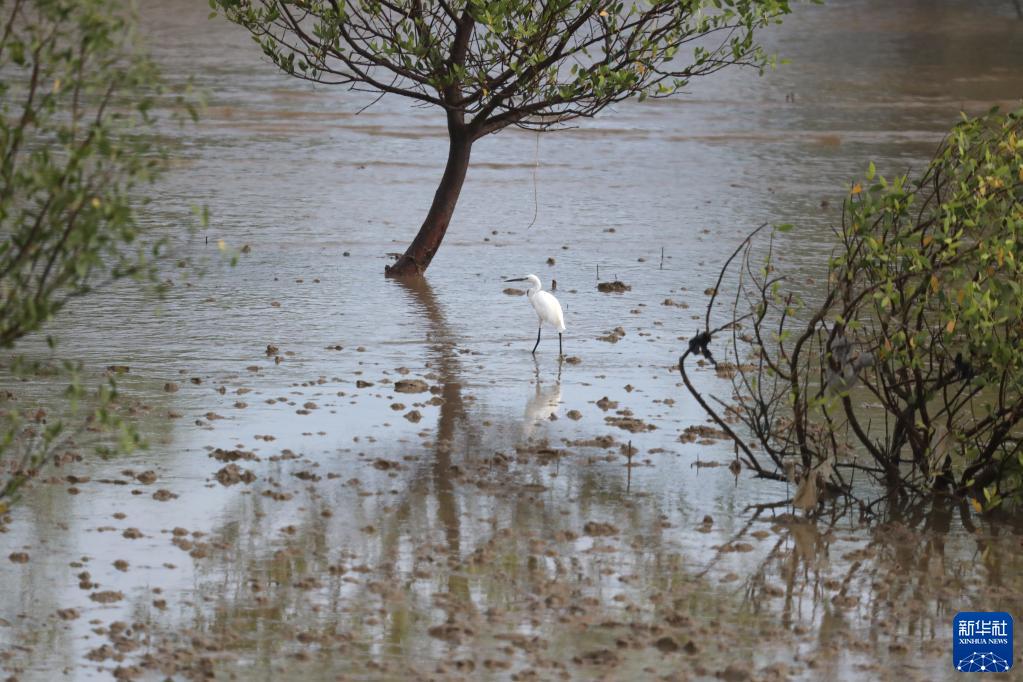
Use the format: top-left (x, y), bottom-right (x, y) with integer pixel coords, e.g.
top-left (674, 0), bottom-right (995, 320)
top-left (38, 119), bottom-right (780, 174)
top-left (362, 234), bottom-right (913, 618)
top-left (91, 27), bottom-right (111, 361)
top-left (505, 273), bottom-right (565, 355)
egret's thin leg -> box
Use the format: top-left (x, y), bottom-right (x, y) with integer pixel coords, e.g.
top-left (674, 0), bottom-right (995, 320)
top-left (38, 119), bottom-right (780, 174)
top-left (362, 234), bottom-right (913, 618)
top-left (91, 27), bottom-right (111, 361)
top-left (532, 326), bottom-right (541, 354)
top-left (558, 333), bottom-right (562, 356)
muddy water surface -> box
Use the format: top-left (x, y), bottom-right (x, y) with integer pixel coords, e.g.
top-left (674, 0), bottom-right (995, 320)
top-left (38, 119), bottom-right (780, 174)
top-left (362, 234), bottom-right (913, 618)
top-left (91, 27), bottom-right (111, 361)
top-left (3, 1), bottom-right (1023, 680)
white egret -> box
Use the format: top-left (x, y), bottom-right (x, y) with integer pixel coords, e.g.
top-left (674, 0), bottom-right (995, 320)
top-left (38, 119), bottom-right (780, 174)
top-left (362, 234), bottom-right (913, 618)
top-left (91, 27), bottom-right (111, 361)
top-left (505, 274), bottom-right (565, 355)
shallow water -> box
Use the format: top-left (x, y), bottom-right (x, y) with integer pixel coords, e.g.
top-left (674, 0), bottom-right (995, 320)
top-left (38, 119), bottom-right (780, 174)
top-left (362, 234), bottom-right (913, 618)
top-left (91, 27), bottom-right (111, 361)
top-left (2, 1), bottom-right (1023, 680)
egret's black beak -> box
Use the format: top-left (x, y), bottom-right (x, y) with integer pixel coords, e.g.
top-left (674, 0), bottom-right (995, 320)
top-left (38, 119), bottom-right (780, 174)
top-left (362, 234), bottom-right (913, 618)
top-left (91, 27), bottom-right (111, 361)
top-left (504, 277), bottom-right (526, 282)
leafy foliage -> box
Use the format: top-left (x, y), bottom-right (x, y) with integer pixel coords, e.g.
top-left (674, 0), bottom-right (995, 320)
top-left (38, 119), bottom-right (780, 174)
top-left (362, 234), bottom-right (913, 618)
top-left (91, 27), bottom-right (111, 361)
top-left (213, 0), bottom-right (792, 136)
top-left (0, 0), bottom-right (181, 507)
top-left (0, 0), bottom-right (174, 347)
top-left (682, 107), bottom-right (1023, 515)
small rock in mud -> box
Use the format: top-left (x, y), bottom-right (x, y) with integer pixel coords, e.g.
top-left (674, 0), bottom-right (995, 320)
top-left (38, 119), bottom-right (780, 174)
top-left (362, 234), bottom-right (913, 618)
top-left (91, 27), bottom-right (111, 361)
top-left (654, 636), bottom-right (680, 653)
top-left (718, 663), bottom-right (752, 681)
top-left (564, 355), bottom-right (581, 364)
top-left (679, 424), bottom-right (729, 443)
top-left (355, 380), bottom-right (374, 388)
top-left (605, 415), bottom-right (655, 433)
top-left (721, 542), bottom-right (754, 553)
top-left (759, 663), bottom-right (792, 681)
top-left (394, 379), bottom-right (429, 393)
top-left (662, 298), bottom-right (689, 308)
top-left (113, 663), bottom-right (143, 680)
top-left (428, 624), bottom-right (474, 644)
top-left (566, 410), bottom-right (582, 420)
top-left (503, 288), bottom-right (525, 296)
top-left (215, 463), bottom-right (256, 486)
top-left (570, 435), bottom-right (617, 448)
top-left (372, 459), bottom-right (400, 470)
top-left (89, 590), bottom-right (124, 604)
top-left (583, 521), bottom-right (619, 536)
top-left (404, 410), bottom-right (422, 423)
top-left (597, 326), bottom-right (626, 343)
top-left (390, 402), bottom-right (405, 411)
top-left (574, 648), bottom-right (620, 665)
top-left (266, 343), bottom-right (279, 355)
top-left (152, 489), bottom-right (177, 501)
top-left (163, 382), bottom-right (179, 393)
top-left (597, 281), bottom-right (630, 293)
top-left (85, 644), bottom-right (116, 662)
top-left (56, 608), bottom-right (80, 620)
top-left (8, 552), bottom-right (29, 563)
top-left (122, 528), bottom-right (142, 539)
top-left (211, 447), bottom-right (257, 462)
top-left (595, 397), bottom-right (618, 411)
top-left (134, 470), bottom-right (157, 485)
top-left (832, 594), bottom-right (859, 608)
top-left (113, 560), bottom-right (129, 572)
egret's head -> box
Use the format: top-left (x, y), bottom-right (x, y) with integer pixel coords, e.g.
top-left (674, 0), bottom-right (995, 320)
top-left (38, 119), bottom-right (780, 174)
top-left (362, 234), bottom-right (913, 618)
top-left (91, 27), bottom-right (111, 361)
top-left (504, 274), bottom-right (542, 289)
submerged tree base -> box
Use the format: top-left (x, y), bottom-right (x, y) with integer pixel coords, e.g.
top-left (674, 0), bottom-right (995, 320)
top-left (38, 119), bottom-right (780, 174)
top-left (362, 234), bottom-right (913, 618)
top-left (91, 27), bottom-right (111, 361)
top-left (384, 255), bottom-right (426, 279)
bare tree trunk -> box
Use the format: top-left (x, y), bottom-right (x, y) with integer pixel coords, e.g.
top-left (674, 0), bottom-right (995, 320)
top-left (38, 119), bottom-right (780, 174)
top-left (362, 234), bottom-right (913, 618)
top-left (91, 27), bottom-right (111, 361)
top-left (385, 120), bottom-right (472, 278)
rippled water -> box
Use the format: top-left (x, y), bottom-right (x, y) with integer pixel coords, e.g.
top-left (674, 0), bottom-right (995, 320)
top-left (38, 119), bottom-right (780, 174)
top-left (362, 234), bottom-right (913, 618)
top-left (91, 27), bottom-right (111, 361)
top-left (2, 1), bottom-right (1023, 680)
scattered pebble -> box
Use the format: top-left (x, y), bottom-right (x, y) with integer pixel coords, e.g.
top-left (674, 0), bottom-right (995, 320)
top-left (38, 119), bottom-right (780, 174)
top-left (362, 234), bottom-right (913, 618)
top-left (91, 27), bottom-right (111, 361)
top-left (394, 379), bottom-right (429, 393)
